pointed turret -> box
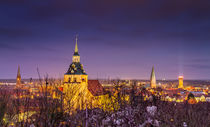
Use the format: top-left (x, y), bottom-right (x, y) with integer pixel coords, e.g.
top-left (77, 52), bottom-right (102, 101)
top-left (75, 36), bottom-right (78, 53)
top-left (150, 66), bottom-right (156, 88)
top-left (72, 36), bottom-right (80, 63)
top-left (16, 65), bottom-right (21, 86)
top-left (73, 35), bottom-right (79, 56)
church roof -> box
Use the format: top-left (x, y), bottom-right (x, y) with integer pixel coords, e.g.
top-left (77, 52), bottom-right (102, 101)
top-left (88, 80), bottom-right (106, 96)
top-left (65, 62), bottom-right (87, 75)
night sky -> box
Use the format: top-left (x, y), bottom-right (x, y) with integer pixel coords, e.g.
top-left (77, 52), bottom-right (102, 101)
top-left (1, 0), bottom-right (210, 80)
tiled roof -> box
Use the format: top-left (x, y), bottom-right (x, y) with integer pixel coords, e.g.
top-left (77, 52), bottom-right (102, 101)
top-left (88, 80), bottom-right (106, 96)
top-left (65, 62), bottom-right (87, 75)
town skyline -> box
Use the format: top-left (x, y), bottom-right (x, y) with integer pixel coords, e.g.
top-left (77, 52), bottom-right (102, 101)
top-left (0, 1), bottom-right (210, 127)
top-left (1, 38), bottom-right (209, 80)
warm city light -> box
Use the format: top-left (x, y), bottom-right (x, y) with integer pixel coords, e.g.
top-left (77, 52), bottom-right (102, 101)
top-left (0, 1), bottom-right (210, 127)
top-left (179, 76), bottom-right (184, 79)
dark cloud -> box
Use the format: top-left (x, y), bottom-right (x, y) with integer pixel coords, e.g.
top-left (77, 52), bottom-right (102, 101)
top-left (1, 0), bottom-right (210, 79)
top-left (185, 64), bottom-right (210, 69)
top-left (31, 45), bottom-right (58, 53)
top-left (0, 0), bottom-right (25, 4)
top-left (0, 43), bottom-right (22, 50)
top-left (3, 0), bottom-right (210, 23)
top-left (0, 27), bottom-right (32, 38)
top-left (188, 58), bottom-right (210, 63)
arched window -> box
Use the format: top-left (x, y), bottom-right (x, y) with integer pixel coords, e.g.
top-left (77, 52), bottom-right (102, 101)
top-left (82, 78), bottom-right (85, 82)
top-left (74, 78), bottom-right (77, 82)
top-left (68, 77), bottom-right (71, 83)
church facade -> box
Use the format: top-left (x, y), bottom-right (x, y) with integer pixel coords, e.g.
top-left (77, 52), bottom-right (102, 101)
top-left (63, 37), bottom-right (107, 111)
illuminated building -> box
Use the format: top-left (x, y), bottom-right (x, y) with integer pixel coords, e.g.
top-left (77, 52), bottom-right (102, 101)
top-left (64, 36), bottom-right (88, 84)
top-left (16, 66), bottom-right (21, 86)
top-left (63, 36), bottom-right (107, 111)
top-left (178, 76), bottom-right (184, 88)
top-left (150, 66), bottom-right (156, 88)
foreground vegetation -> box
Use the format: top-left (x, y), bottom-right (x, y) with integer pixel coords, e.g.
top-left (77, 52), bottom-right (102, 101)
top-left (0, 80), bottom-right (209, 127)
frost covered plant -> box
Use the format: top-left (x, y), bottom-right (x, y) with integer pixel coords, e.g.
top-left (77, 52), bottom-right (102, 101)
top-left (146, 106), bottom-right (157, 116)
top-left (183, 122), bottom-right (187, 127)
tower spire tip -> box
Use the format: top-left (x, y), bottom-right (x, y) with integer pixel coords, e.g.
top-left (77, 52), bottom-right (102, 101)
top-left (75, 35), bottom-right (78, 53)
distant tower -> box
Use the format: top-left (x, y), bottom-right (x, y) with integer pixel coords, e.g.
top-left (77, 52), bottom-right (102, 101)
top-left (16, 66), bottom-right (21, 86)
top-left (178, 76), bottom-right (184, 88)
top-left (150, 66), bottom-right (156, 88)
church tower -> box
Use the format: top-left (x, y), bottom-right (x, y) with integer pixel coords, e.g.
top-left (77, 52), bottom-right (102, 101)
top-left (16, 65), bottom-right (21, 86)
top-left (64, 36), bottom-right (88, 84)
top-left (178, 76), bottom-right (184, 88)
top-left (150, 66), bottom-right (156, 88)
top-left (63, 36), bottom-right (107, 111)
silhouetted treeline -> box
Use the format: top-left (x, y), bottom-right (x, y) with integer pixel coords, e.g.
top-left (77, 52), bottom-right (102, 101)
top-left (0, 79), bottom-right (209, 127)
